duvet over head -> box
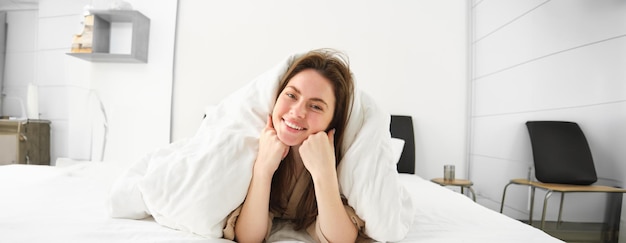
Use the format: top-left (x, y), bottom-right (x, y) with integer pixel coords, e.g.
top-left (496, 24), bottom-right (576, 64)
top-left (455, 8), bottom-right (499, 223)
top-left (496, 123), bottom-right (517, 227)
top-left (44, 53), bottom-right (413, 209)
top-left (108, 51), bottom-right (415, 241)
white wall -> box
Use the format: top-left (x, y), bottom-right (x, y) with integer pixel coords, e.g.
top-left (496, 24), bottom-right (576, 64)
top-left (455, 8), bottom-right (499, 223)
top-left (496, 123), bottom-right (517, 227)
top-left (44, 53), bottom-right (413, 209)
top-left (1, 0), bottom-right (177, 165)
top-left (470, 0), bottom-right (626, 230)
top-left (2, 10), bottom-right (37, 119)
top-left (172, 0), bottom-right (468, 180)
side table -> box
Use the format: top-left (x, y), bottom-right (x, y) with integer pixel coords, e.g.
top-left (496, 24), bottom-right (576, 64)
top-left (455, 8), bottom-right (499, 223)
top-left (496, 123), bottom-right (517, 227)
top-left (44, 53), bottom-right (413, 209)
top-left (430, 178), bottom-right (476, 201)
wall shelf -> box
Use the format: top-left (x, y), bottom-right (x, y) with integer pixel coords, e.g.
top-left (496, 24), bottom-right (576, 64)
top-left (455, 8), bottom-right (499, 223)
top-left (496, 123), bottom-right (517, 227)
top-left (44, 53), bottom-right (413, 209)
top-left (67, 10), bottom-right (150, 63)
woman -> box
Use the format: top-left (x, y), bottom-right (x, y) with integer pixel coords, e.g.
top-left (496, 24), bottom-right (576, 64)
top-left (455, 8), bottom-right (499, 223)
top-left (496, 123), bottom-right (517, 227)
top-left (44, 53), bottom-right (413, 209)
top-left (223, 49), bottom-right (369, 242)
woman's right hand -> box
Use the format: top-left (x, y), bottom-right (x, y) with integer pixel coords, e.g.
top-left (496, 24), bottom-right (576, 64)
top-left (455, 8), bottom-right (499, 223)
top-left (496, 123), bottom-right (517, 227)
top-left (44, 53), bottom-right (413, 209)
top-left (254, 115), bottom-right (289, 177)
top-left (236, 115), bottom-right (287, 242)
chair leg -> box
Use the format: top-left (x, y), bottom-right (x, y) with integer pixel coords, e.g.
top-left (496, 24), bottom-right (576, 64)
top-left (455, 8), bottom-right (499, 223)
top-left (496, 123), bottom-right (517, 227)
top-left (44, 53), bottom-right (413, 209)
top-left (557, 192), bottom-right (565, 227)
top-left (529, 186), bottom-right (536, 225)
top-left (541, 190), bottom-right (554, 229)
top-left (500, 182), bottom-right (514, 213)
top-left (468, 187), bottom-right (476, 202)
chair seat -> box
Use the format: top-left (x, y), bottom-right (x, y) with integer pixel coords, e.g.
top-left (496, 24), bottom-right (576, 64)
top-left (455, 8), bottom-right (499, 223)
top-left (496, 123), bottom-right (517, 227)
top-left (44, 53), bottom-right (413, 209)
top-left (509, 178), bottom-right (626, 193)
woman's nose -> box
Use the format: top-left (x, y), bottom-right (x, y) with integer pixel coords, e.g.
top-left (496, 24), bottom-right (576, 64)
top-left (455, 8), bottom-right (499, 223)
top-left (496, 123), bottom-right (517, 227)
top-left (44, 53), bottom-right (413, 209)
top-left (290, 102), bottom-right (306, 118)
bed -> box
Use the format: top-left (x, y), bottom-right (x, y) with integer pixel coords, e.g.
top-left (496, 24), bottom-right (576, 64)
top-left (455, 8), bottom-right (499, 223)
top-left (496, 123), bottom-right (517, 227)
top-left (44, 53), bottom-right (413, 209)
top-left (0, 113), bottom-right (564, 243)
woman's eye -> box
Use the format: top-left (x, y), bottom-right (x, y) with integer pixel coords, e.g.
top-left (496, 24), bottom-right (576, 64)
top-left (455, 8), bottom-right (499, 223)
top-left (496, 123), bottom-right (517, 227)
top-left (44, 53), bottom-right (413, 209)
top-left (311, 105), bottom-right (323, 111)
top-left (286, 93), bottom-right (296, 99)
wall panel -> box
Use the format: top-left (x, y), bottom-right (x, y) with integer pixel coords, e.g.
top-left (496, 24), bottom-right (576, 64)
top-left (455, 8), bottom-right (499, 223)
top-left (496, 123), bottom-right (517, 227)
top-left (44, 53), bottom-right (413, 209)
top-left (474, 37), bottom-right (626, 116)
top-left (37, 15), bottom-right (77, 50)
top-left (473, 0), bottom-right (548, 41)
top-left (474, 0), bottom-right (626, 78)
top-left (5, 10), bottom-right (37, 53)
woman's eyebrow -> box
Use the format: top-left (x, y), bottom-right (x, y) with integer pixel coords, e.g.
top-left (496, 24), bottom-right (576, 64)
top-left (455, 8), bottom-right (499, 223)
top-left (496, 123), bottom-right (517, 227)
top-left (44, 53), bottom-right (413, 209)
top-left (286, 85), bottom-right (301, 94)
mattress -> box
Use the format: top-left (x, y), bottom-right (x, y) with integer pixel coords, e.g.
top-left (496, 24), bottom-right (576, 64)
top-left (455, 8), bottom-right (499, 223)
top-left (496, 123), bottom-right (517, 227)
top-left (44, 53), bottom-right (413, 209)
top-left (0, 163), bottom-right (563, 243)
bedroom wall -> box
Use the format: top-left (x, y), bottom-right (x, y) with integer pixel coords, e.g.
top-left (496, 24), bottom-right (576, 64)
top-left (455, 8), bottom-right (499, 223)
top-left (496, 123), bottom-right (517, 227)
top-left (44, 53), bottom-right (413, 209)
top-left (1, 0), bottom-right (177, 165)
top-left (172, 0), bottom-right (469, 180)
top-left (1, 9), bottom-right (37, 119)
top-left (469, 0), bottom-right (626, 229)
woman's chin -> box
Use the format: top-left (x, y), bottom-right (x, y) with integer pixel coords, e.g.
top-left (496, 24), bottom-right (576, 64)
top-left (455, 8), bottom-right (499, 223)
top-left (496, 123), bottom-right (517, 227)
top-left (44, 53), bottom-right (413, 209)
top-left (277, 133), bottom-right (303, 147)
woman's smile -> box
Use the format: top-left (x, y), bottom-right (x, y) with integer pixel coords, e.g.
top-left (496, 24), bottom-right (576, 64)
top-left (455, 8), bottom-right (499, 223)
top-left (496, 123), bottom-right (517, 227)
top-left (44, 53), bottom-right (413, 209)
top-left (283, 119), bottom-right (306, 131)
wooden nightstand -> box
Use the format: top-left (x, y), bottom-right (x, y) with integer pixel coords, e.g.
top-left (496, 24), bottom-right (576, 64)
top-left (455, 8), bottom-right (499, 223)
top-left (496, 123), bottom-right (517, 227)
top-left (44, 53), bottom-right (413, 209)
top-left (430, 178), bottom-right (476, 201)
top-left (0, 119), bottom-right (51, 165)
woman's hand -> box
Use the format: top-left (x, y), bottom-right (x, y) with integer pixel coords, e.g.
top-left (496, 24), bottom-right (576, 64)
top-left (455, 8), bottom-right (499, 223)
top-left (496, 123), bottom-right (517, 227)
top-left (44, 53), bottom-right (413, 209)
top-left (301, 129), bottom-right (359, 242)
top-left (254, 115), bottom-right (289, 177)
top-left (236, 116), bottom-right (288, 242)
top-left (299, 129), bottom-right (336, 180)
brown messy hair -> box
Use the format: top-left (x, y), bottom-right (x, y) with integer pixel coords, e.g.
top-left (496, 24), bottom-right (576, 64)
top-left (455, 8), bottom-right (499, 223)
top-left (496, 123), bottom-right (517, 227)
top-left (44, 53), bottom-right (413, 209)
top-left (269, 49), bottom-right (355, 230)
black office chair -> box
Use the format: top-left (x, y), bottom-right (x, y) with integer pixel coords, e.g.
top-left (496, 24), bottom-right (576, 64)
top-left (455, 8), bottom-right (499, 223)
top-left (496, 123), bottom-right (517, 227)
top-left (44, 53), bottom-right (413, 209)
top-left (501, 121), bottom-right (626, 229)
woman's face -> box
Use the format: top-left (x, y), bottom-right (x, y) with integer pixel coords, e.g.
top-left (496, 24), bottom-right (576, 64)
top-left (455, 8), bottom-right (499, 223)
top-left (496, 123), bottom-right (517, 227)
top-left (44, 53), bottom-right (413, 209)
top-left (272, 69), bottom-right (336, 146)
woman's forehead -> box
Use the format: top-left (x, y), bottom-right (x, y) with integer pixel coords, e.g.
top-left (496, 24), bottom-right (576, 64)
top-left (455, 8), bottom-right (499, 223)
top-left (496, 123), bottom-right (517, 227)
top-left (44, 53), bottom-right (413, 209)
top-left (286, 70), bottom-right (335, 103)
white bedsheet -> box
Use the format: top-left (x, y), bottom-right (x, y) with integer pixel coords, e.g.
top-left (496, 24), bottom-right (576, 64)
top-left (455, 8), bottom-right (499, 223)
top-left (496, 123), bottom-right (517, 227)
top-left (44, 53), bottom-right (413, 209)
top-left (0, 163), bottom-right (563, 243)
top-left (0, 164), bottom-right (227, 243)
top-left (397, 174), bottom-right (564, 243)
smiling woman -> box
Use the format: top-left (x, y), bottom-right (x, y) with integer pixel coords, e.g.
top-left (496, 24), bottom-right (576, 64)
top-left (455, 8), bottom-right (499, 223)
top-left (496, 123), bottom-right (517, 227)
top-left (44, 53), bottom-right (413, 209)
top-left (225, 49), bottom-right (365, 242)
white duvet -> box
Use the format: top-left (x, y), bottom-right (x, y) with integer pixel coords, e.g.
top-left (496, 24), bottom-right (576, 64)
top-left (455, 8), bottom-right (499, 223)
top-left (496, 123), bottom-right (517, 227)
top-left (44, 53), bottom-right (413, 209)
top-left (109, 52), bottom-right (414, 241)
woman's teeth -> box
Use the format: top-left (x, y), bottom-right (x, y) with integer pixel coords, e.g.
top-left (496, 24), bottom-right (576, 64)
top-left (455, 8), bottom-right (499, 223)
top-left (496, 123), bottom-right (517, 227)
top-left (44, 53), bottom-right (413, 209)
top-left (284, 120), bottom-right (304, 130)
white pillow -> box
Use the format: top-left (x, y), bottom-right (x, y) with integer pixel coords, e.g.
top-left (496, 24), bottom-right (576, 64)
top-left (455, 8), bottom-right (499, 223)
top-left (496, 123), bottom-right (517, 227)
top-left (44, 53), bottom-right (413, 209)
top-left (390, 138), bottom-right (405, 165)
top-left (337, 91), bottom-right (415, 241)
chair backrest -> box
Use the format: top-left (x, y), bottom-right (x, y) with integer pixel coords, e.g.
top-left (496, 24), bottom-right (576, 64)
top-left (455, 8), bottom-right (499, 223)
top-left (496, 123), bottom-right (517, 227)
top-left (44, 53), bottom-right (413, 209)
top-left (525, 121), bottom-right (597, 185)
top-left (390, 115), bottom-right (415, 174)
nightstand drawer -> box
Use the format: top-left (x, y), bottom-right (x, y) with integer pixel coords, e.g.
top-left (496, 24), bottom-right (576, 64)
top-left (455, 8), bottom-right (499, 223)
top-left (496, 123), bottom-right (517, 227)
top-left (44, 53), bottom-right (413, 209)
top-left (0, 133), bottom-right (20, 165)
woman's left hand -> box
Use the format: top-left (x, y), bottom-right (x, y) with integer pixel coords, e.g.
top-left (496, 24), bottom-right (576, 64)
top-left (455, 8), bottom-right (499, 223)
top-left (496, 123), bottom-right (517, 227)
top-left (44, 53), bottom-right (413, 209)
top-left (299, 129), bottom-right (337, 179)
